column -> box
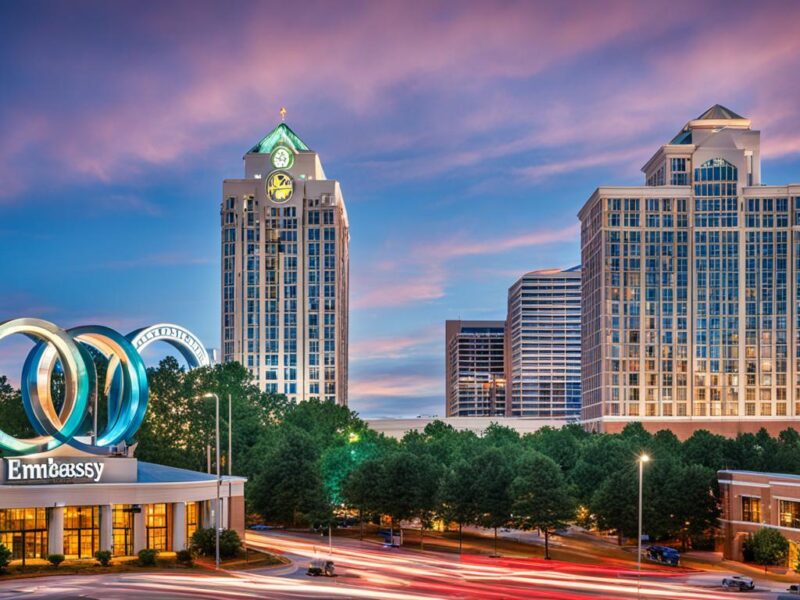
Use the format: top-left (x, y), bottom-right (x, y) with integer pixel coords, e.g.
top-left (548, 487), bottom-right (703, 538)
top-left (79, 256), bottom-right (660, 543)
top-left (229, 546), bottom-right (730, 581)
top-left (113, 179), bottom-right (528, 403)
top-left (133, 505), bottom-right (146, 553)
top-left (99, 505), bottom-right (113, 553)
top-left (48, 505), bottom-right (64, 556)
top-left (222, 497), bottom-right (229, 531)
top-left (172, 502), bottom-right (186, 551)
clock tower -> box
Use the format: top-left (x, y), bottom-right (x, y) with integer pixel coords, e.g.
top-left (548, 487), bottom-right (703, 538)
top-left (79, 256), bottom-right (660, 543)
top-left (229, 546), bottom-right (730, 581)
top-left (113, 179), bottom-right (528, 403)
top-left (220, 120), bottom-right (350, 405)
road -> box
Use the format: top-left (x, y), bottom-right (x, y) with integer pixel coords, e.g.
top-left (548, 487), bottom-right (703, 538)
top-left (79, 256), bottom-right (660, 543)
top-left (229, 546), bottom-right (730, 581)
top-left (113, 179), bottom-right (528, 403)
top-left (0, 530), bottom-right (788, 599)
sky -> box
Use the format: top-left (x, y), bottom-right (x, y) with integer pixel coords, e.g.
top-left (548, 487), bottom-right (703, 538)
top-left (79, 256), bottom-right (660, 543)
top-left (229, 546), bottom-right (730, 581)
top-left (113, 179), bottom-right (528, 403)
top-left (2, 0), bottom-right (800, 418)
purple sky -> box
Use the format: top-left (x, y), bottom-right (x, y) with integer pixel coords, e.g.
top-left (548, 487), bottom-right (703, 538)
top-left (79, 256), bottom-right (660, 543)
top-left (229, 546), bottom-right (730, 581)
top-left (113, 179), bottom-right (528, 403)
top-left (1, 1), bottom-right (800, 417)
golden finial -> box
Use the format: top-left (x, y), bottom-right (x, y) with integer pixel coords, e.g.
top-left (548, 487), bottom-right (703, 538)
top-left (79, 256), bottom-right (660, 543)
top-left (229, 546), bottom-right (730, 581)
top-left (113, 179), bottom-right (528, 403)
top-left (280, 107), bottom-right (287, 122)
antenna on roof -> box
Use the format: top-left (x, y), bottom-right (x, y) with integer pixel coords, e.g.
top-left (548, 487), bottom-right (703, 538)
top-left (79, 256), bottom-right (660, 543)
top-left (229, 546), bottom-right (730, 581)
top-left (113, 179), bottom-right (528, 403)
top-left (280, 107), bottom-right (287, 122)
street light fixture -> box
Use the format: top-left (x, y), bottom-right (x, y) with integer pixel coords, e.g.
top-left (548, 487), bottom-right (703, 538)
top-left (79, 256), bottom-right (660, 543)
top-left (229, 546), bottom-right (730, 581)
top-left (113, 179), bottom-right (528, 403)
top-left (637, 453), bottom-right (650, 575)
top-left (199, 392), bottom-right (221, 571)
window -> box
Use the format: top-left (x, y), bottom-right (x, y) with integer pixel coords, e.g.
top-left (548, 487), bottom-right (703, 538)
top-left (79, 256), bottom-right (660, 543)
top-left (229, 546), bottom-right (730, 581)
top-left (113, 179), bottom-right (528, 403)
top-left (186, 502), bottom-right (199, 548)
top-left (0, 508), bottom-right (48, 560)
top-left (113, 505), bottom-right (134, 557)
top-left (780, 500), bottom-right (800, 529)
top-left (64, 506), bottom-right (99, 558)
top-left (146, 503), bottom-right (171, 551)
top-left (741, 496), bottom-right (761, 523)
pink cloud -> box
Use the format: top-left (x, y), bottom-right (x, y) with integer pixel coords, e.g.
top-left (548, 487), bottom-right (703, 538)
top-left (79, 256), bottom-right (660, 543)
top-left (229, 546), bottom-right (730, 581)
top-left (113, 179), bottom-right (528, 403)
top-left (350, 330), bottom-right (440, 361)
top-left (349, 374), bottom-right (441, 400)
top-left (352, 221), bottom-right (577, 310)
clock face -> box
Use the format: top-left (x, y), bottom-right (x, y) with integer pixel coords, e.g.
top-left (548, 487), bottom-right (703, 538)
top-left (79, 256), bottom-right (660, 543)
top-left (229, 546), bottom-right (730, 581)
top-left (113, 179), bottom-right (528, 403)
top-left (267, 171), bottom-right (294, 203)
top-left (270, 146), bottom-right (294, 170)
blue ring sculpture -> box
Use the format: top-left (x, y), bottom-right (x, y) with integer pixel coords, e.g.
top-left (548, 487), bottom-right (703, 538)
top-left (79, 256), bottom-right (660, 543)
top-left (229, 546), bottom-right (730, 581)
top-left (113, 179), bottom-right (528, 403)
top-left (0, 318), bottom-right (204, 457)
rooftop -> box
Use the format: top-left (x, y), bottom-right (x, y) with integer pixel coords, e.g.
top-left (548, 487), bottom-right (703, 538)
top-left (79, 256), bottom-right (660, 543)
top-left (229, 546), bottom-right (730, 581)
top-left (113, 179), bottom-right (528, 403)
top-left (137, 461), bottom-right (244, 483)
top-left (249, 122), bottom-right (310, 154)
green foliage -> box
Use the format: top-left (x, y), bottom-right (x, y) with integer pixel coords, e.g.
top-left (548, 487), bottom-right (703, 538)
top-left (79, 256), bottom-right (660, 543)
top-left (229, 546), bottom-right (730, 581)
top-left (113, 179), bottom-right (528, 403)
top-left (473, 446), bottom-right (514, 532)
top-left (176, 549), bottom-right (193, 565)
top-left (748, 527), bottom-right (789, 567)
top-left (0, 544), bottom-right (11, 570)
top-left (0, 375), bottom-right (33, 438)
top-left (94, 550), bottom-right (112, 566)
top-left (138, 548), bottom-right (158, 566)
top-left (190, 527), bottom-right (242, 558)
top-left (47, 553), bottom-right (65, 567)
top-left (510, 451), bottom-right (575, 558)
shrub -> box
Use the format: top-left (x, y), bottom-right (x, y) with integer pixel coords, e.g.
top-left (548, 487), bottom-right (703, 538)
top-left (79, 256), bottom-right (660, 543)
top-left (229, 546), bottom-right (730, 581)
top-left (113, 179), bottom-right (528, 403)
top-left (94, 550), bottom-right (112, 566)
top-left (47, 554), bottom-right (65, 567)
top-left (748, 527), bottom-right (789, 567)
top-left (190, 527), bottom-right (243, 558)
top-left (176, 549), bottom-right (193, 566)
top-left (0, 544), bottom-right (11, 571)
top-left (138, 548), bottom-right (158, 566)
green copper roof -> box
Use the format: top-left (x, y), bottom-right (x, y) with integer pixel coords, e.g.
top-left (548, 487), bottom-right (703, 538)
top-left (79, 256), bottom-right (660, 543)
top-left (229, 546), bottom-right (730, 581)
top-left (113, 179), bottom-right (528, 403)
top-left (249, 123), bottom-right (310, 154)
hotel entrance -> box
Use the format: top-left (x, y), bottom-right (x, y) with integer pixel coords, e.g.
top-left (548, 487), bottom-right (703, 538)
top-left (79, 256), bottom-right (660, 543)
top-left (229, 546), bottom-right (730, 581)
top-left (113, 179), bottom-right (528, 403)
top-left (0, 508), bottom-right (48, 560)
top-left (64, 506), bottom-right (99, 558)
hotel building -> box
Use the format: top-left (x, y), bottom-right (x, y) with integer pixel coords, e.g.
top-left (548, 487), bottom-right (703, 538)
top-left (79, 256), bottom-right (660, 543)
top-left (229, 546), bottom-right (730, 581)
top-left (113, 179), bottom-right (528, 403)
top-left (506, 267), bottom-right (582, 418)
top-left (579, 105), bottom-right (800, 437)
top-left (0, 319), bottom-right (244, 562)
top-left (445, 320), bottom-right (506, 416)
top-left (222, 121), bottom-right (350, 404)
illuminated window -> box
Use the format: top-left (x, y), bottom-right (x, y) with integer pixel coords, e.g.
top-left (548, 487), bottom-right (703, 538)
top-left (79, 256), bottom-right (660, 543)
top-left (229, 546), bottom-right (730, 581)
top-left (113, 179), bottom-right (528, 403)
top-left (146, 503), bottom-right (171, 551)
top-left (779, 500), bottom-right (800, 529)
top-left (742, 497), bottom-right (761, 523)
top-left (112, 505), bottom-right (134, 557)
top-left (0, 508), bottom-right (48, 560)
top-left (64, 506), bottom-right (99, 558)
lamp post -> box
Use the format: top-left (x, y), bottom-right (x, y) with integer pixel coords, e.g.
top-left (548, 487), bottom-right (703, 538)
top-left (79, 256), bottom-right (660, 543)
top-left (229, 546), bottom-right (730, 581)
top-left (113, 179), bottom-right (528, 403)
top-left (200, 392), bottom-right (221, 570)
top-left (637, 453), bottom-right (650, 574)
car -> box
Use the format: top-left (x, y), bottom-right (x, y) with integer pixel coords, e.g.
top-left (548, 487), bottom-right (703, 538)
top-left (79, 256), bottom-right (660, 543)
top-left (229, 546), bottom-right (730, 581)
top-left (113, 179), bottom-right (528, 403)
top-left (786, 583), bottom-right (800, 595)
top-left (722, 575), bottom-right (755, 591)
top-left (307, 559), bottom-right (335, 577)
top-left (249, 524), bottom-right (269, 530)
top-left (645, 545), bottom-right (680, 566)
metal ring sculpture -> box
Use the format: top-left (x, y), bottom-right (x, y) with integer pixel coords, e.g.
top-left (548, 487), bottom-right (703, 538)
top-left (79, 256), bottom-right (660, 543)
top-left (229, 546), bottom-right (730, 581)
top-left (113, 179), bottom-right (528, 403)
top-left (0, 318), bottom-right (148, 456)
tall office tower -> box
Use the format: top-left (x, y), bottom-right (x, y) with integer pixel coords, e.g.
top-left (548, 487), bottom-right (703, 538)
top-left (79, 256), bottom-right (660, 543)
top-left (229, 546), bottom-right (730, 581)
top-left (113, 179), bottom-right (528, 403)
top-left (445, 320), bottom-right (506, 416)
top-left (579, 105), bottom-right (800, 437)
top-left (506, 268), bottom-right (582, 418)
top-left (221, 120), bottom-right (349, 405)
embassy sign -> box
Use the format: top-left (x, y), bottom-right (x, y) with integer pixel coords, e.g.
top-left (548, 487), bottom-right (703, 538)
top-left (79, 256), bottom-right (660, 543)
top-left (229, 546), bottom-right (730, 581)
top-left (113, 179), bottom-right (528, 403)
top-left (1, 455), bottom-right (138, 486)
top-left (5, 457), bottom-right (105, 484)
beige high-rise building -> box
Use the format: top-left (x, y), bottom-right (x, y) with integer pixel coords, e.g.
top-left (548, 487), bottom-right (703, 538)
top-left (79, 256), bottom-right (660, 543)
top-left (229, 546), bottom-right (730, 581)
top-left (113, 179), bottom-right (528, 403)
top-left (221, 121), bottom-right (349, 404)
top-left (579, 105), bottom-right (800, 437)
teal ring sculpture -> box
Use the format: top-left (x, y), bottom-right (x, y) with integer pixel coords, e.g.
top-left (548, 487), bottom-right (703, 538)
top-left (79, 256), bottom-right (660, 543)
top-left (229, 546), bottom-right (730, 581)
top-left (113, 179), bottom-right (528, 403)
top-left (0, 318), bottom-right (149, 456)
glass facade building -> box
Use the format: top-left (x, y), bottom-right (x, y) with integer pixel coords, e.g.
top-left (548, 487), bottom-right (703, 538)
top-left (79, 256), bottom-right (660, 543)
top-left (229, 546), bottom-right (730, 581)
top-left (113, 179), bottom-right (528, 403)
top-left (221, 122), bottom-right (350, 404)
top-left (445, 320), bottom-right (506, 416)
top-left (506, 267), bottom-right (582, 418)
top-left (579, 105), bottom-right (800, 435)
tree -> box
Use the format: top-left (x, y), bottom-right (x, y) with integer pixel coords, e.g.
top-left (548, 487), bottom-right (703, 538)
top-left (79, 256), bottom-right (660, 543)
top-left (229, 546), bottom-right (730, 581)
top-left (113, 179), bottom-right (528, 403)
top-left (249, 426), bottom-right (327, 526)
top-left (473, 446), bottom-right (514, 555)
top-left (666, 464), bottom-right (718, 549)
top-left (439, 459), bottom-right (480, 553)
top-left (748, 527), bottom-right (789, 570)
top-left (343, 457), bottom-right (385, 540)
top-left (682, 430), bottom-right (728, 471)
top-left (0, 375), bottom-right (32, 439)
top-left (591, 467), bottom-right (639, 545)
top-left (510, 451), bottom-right (575, 559)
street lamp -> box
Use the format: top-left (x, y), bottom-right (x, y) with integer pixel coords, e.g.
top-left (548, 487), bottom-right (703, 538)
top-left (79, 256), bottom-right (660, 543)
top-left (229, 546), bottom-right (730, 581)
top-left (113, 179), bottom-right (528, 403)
top-left (637, 453), bottom-right (650, 574)
top-left (199, 392), bottom-right (221, 570)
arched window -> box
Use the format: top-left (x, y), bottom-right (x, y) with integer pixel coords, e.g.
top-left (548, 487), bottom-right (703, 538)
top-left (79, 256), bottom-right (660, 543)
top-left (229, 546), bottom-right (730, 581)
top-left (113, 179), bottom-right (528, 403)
top-left (693, 158), bottom-right (738, 228)
top-left (694, 158), bottom-right (737, 183)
